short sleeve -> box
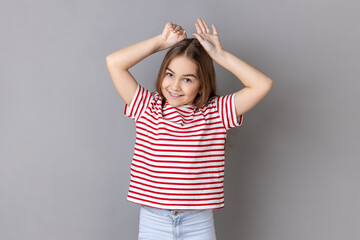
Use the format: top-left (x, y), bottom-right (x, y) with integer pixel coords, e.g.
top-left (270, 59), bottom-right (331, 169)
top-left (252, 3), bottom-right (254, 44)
top-left (124, 84), bottom-right (152, 122)
top-left (215, 93), bottom-right (243, 130)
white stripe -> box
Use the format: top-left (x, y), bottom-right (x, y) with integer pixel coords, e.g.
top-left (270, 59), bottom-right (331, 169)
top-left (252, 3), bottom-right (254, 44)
top-left (130, 182), bottom-right (223, 194)
top-left (131, 165), bottom-right (224, 178)
top-left (133, 149), bottom-right (224, 160)
top-left (127, 192), bottom-right (222, 204)
top-left (132, 160), bottom-right (224, 173)
top-left (129, 187), bottom-right (224, 200)
top-left (134, 144), bottom-right (224, 154)
top-left (130, 171), bottom-right (224, 184)
top-left (130, 177), bottom-right (223, 189)
top-left (135, 137), bottom-right (226, 146)
top-left (127, 197), bottom-right (224, 209)
top-left (132, 158), bottom-right (224, 168)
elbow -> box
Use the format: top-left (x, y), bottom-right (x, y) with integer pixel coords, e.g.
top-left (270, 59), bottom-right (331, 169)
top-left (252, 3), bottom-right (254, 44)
top-left (268, 77), bottom-right (274, 89)
top-left (265, 75), bottom-right (274, 89)
top-left (105, 55), bottom-right (113, 67)
top-left (266, 78), bottom-right (274, 94)
top-left (105, 55), bottom-right (127, 71)
top-left (260, 77), bottom-right (273, 94)
top-left (106, 55), bottom-right (120, 70)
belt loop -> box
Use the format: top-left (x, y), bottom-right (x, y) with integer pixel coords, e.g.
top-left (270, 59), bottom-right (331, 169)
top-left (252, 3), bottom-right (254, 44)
top-left (173, 210), bottom-right (184, 216)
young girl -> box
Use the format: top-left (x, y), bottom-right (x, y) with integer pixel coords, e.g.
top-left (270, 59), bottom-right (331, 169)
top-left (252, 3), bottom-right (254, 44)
top-left (106, 18), bottom-right (273, 240)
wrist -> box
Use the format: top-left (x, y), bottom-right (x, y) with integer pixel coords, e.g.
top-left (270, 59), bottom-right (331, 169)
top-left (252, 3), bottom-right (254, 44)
top-left (154, 34), bottom-right (168, 52)
top-left (211, 48), bottom-right (227, 62)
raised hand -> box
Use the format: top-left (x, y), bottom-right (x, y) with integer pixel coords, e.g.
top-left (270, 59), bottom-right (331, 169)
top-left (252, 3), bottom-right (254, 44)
top-left (192, 18), bottom-right (223, 58)
top-left (159, 22), bottom-right (187, 50)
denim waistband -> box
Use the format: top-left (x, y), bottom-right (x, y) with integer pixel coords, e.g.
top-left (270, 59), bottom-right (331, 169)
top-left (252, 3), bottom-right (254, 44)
top-left (141, 205), bottom-right (210, 218)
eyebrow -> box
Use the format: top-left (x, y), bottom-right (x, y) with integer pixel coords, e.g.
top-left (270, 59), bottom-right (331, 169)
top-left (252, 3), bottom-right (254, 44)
top-left (166, 68), bottom-right (197, 79)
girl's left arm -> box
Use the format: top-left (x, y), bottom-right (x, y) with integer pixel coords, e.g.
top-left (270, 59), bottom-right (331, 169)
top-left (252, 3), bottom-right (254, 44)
top-left (193, 19), bottom-right (273, 117)
top-left (212, 50), bottom-right (273, 117)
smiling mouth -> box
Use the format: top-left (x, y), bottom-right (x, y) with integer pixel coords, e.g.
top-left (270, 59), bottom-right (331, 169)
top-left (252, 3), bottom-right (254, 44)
top-left (168, 91), bottom-right (183, 98)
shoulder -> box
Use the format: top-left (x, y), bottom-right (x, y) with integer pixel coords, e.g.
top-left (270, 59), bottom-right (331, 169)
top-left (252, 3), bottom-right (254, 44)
top-left (145, 91), bottom-right (166, 112)
top-left (136, 84), bottom-right (162, 104)
top-left (150, 91), bottom-right (163, 104)
top-left (198, 94), bottom-right (237, 113)
top-left (199, 95), bottom-right (220, 110)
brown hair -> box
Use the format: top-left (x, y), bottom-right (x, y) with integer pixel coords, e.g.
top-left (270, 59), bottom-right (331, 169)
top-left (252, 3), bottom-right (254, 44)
top-left (155, 38), bottom-right (217, 108)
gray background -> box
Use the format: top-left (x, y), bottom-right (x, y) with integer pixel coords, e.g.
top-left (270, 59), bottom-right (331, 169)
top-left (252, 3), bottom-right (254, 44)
top-left (1, 0), bottom-right (359, 239)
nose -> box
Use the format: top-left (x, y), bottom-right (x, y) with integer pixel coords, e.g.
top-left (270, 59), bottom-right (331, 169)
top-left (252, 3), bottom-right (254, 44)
top-left (171, 79), bottom-right (182, 91)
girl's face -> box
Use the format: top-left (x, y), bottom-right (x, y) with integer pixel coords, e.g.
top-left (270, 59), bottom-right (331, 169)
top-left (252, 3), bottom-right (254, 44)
top-left (161, 56), bottom-right (201, 107)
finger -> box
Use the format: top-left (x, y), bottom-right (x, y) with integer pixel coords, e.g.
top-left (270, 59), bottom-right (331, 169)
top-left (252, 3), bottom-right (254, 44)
top-left (195, 22), bottom-right (203, 34)
top-left (192, 33), bottom-right (204, 42)
top-left (178, 29), bottom-right (185, 36)
top-left (165, 22), bottom-right (172, 30)
top-left (171, 24), bottom-right (177, 31)
top-left (197, 18), bottom-right (207, 33)
top-left (212, 24), bottom-right (218, 35)
top-left (182, 30), bottom-right (187, 39)
top-left (182, 29), bottom-right (187, 37)
top-left (201, 19), bottom-right (211, 33)
top-left (174, 25), bottom-right (182, 31)
top-left (173, 26), bottom-right (183, 34)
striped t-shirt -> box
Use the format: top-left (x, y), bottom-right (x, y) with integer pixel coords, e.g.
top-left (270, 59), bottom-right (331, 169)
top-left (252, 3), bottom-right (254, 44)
top-left (124, 84), bottom-right (243, 210)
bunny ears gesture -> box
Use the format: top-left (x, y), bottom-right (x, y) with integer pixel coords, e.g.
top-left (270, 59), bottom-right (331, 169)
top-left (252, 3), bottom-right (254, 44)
top-left (159, 22), bottom-right (187, 50)
top-left (159, 18), bottom-right (223, 58)
top-left (192, 18), bottom-right (223, 58)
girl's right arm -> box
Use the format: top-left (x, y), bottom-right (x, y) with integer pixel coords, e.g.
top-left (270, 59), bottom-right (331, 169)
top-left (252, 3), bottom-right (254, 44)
top-left (106, 22), bottom-right (186, 105)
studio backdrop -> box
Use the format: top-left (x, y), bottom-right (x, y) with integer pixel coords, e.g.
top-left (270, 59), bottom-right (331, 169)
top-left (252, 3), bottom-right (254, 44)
top-left (1, 0), bottom-right (359, 239)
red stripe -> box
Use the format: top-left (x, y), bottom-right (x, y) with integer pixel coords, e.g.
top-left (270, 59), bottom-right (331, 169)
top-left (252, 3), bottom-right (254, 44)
top-left (224, 95), bottom-right (230, 128)
top-left (158, 103), bottom-right (217, 112)
top-left (136, 126), bottom-right (226, 138)
top-left (135, 132), bottom-right (226, 142)
top-left (141, 122), bottom-right (226, 134)
top-left (164, 106), bottom-right (195, 115)
top-left (130, 174), bottom-right (224, 186)
top-left (143, 117), bottom-right (223, 130)
top-left (131, 168), bottom-right (224, 180)
top-left (128, 196), bottom-right (224, 207)
top-left (134, 147), bottom-right (225, 158)
top-left (133, 159), bottom-right (224, 169)
top-left (124, 104), bottom-right (128, 115)
top-left (229, 94), bottom-right (236, 127)
top-left (132, 86), bottom-right (142, 119)
top-left (132, 163), bottom-right (224, 175)
top-left (129, 184), bottom-right (224, 196)
top-left (145, 113), bottom-right (221, 125)
top-left (129, 85), bottom-right (141, 118)
top-left (130, 180), bottom-right (223, 191)
top-left (133, 153), bottom-right (224, 164)
top-left (135, 88), bottom-right (147, 121)
top-left (136, 88), bottom-right (151, 121)
top-left (141, 116), bottom-right (223, 130)
top-left (217, 97), bottom-right (226, 128)
top-left (136, 137), bottom-right (225, 148)
top-left (162, 114), bottom-right (194, 123)
top-left (135, 142), bottom-right (224, 153)
top-left (148, 106), bottom-right (218, 120)
top-left (154, 105), bottom-right (217, 116)
top-left (128, 190), bottom-right (224, 202)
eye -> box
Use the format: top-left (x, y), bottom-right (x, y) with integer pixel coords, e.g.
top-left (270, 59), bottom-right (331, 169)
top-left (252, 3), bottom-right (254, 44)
top-left (184, 78), bottom-right (192, 83)
top-left (166, 72), bottom-right (173, 77)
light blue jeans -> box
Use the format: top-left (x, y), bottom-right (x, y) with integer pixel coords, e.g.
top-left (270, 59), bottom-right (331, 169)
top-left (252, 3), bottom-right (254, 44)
top-left (138, 205), bottom-right (217, 240)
